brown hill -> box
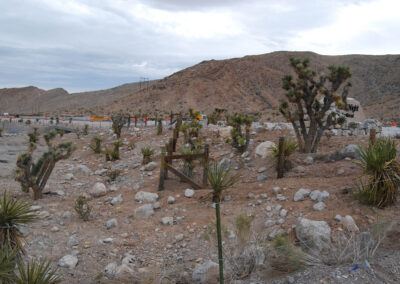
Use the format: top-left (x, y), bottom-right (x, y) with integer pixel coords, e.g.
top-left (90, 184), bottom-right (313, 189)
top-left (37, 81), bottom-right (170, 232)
top-left (1, 51), bottom-right (399, 122)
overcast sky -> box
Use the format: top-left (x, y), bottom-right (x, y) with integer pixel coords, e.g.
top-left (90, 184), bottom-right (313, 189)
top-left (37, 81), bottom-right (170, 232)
top-left (1, 0), bottom-right (399, 92)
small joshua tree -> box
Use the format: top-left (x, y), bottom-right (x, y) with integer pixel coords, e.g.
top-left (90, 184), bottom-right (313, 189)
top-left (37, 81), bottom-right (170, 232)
top-left (207, 163), bottom-right (240, 284)
top-left (178, 146), bottom-right (201, 177)
top-left (74, 195), bottom-right (92, 221)
top-left (279, 57), bottom-right (351, 153)
top-left (104, 140), bottom-right (122, 161)
top-left (157, 118), bottom-right (163, 135)
top-left (89, 135), bottom-right (103, 154)
top-left (15, 129), bottom-right (75, 200)
top-left (269, 139), bottom-right (298, 172)
top-left (207, 108), bottom-right (226, 125)
top-left (226, 113), bottom-right (253, 153)
top-left (111, 114), bottom-right (127, 139)
top-left (83, 124), bottom-right (89, 136)
top-left (141, 147), bottom-right (155, 165)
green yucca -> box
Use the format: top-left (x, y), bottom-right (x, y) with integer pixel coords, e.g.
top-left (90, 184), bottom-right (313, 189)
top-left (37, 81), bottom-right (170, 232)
top-left (0, 248), bottom-right (17, 283)
top-left (16, 259), bottom-right (60, 284)
top-left (141, 147), bottom-right (155, 165)
top-left (0, 192), bottom-right (37, 255)
top-left (355, 138), bottom-right (400, 208)
top-left (207, 163), bottom-right (240, 284)
top-left (89, 136), bottom-right (103, 154)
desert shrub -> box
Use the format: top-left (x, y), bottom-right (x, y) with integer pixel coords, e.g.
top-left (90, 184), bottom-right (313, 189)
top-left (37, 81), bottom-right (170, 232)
top-left (270, 234), bottom-right (305, 272)
top-left (83, 124), bottom-right (89, 136)
top-left (235, 214), bottom-right (254, 250)
top-left (18, 119), bottom-right (23, 123)
top-left (107, 169), bottom-right (120, 182)
top-left (74, 195), bottom-right (92, 221)
top-left (141, 147), bottom-right (155, 165)
top-left (354, 138), bottom-right (400, 207)
top-left (269, 138), bottom-right (298, 171)
top-left (57, 130), bottom-right (64, 137)
top-left (178, 146), bottom-right (201, 177)
top-left (127, 140), bottom-right (135, 150)
top-left (55, 117), bottom-right (59, 124)
top-left (25, 120), bottom-right (31, 125)
top-left (104, 140), bottom-right (122, 161)
top-left (0, 192), bottom-right (37, 255)
top-left (0, 128), bottom-right (3, 137)
top-left (89, 136), bottom-right (103, 154)
top-left (227, 113), bottom-right (253, 153)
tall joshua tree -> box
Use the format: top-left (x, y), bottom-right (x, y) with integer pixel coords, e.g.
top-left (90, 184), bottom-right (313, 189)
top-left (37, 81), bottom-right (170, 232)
top-left (279, 57), bottom-right (351, 153)
top-left (15, 129), bottom-right (75, 200)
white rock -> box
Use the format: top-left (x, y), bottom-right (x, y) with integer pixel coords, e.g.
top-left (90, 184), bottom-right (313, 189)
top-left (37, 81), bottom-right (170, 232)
top-left (255, 141), bottom-right (276, 159)
top-left (304, 156), bottom-right (314, 165)
top-left (89, 182), bottom-right (107, 198)
top-left (144, 162), bottom-right (157, 171)
top-left (111, 194), bottom-right (123, 205)
top-left (280, 209), bottom-right (288, 217)
top-left (67, 235), bottom-right (79, 247)
top-left (64, 173), bottom-right (75, 180)
top-left (58, 255), bottom-right (78, 269)
top-left (294, 188), bottom-right (311, 201)
top-left (265, 219), bottom-right (275, 227)
top-left (167, 196), bottom-right (175, 204)
top-left (334, 214), bottom-right (342, 222)
top-left (310, 190), bottom-right (321, 201)
top-left (184, 189), bottom-right (195, 198)
top-left (342, 215), bottom-right (359, 232)
top-left (296, 218), bottom-right (331, 253)
top-left (135, 191), bottom-right (159, 203)
top-left (153, 202), bottom-right (161, 209)
top-left (161, 216), bottom-right (174, 225)
top-left (106, 218), bottom-right (118, 230)
top-left (104, 262), bottom-right (117, 275)
top-left (175, 233), bottom-right (184, 241)
top-left (313, 202), bottom-right (326, 211)
top-left (273, 187), bottom-right (281, 194)
top-left (192, 261), bottom-right (219, 283)
top-left (319, 190), bottom-right (330, 201)
top-left (134, 204), bottom-right (154, 218)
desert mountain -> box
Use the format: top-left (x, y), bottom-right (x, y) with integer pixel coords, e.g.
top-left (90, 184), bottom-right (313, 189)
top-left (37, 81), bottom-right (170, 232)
top-left (1, 51), bottom-right (399, 122)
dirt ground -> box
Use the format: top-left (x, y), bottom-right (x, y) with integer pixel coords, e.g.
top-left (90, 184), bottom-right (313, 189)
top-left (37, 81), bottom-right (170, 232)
top-left (1, 122), bottom-right (400, 284)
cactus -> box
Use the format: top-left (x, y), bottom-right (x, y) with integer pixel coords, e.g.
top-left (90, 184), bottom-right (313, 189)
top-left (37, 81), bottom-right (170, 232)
top-left (226, 113), bottom-right (253, 153)
top-left (279, 57), bottom-right (351, 153)
top-left (15, 129), bottom-right (75, 200)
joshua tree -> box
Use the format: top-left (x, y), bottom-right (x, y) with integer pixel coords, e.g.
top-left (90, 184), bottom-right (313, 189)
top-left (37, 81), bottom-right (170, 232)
top-left (207, 108), bottom-right (226, 125)
top-left (279, 57), bottom-right (351, 153)
top-left (89, 135), bottom-right (103, 154)
top-left (226, 113), bottom-right (253, 153)
top-left (111, 114), bottom-right (127, 138)
top-left (15, 129), bottom-right (75, 199)
top-left (207, 163), bottom-right (240, 284)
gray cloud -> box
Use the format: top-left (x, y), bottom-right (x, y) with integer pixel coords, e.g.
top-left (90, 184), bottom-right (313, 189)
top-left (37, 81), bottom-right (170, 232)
top-left (0, 0), bottom-right (398, 92)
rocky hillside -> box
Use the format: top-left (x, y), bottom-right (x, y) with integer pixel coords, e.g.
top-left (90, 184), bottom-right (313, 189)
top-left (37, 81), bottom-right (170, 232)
top-left (1, 51), bottom-right (399, 122)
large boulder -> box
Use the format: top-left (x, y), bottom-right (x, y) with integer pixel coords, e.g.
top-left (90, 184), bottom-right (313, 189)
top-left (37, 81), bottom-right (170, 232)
top-left (89, 183), bottom-right (108, 198)
top-left (296, 218), bottom-right (331, 253)
top-left (340, 144), bottom-right (361, 160)
top-left (135, 191), bottom-right (159, 203)
top-left (255, 141), bottom-right (276, 159)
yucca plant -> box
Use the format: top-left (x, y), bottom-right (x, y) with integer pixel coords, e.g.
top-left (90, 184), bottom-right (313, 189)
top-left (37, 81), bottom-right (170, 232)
top-left (104, 140), bottom-right (122, 161)
top-left (16, 259), bottom-right (60, 284)
top-left (269, 139), bottom-right (298, 172)
top-left (141, 147), bottom-right (155, 165)
top-left (89, 136), bottom-right (103, 154)
top-left (0, 247), bottom-right (17, 283)
top-left (207, 163), bottom-right (240, 284)
top-left (0, 192), bottom-right (37, 255)
top-left (354, 138), bottom-right (400, 208)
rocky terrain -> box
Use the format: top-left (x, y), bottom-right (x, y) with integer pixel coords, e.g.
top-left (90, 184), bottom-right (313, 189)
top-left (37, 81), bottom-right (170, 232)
top-left (1, 119), bottom-right (400, 283)
top-left (1, 51), bottom-right (399, 122)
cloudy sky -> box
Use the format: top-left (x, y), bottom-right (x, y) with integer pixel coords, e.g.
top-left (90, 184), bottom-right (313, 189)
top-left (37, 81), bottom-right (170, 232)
top-left (1, 0), bottom-right (399, 92)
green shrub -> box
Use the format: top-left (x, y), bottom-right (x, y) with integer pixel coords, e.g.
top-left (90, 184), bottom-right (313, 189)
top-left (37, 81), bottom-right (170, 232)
top-left (104, 140), bottom-right (122, 161)
top-left (271, 234), bottom-right (305, 272)
top-left (269, 138), bottom-right (298, 171)
top-left (141, 147), bottom-right (155, 164)
top-left (354, 138), bottom-right (400, 208)
top-left (83, 124), bottom-right (89, 136)
top-left (107, 169), bottom-right (120, 182)
top-left (227, 113), bottom-right (253, 153)
top-left (25, 120), bottom-right (31, 125)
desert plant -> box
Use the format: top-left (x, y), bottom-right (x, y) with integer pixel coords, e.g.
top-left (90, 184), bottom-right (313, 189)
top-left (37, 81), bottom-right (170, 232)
top-left (279, 57), bottom-right (351, 153)
top-left (178, 146), bottom-right (201, 178)
top-left (0, 128), bottom-right (3, 137)
top-left (234, 214), bottom-right (254, 251)
top-left (270, 234), bottom-right (305, 272)
top-left (141, 147), bottom-right (155, 165)
top-left (104, 140), bottom-right (122, 161)
top-left (207, 163), bottom-right (240, 284)
top-left (18, 119), bottom-right (23, 123)
top-left (49, 117), bottom-right (54, 124)
top-left (55, 116), bottom-right (59, 124)
top-left (89, 136), bottom-right (103, 154)
top-left (15, 129), bottom-right (75, 199)
top-left (107, 169), bottom-right (120, 182)
top-left (25, 120), bottom-right (31, 125)
top-left (180, 123), bottom-right (190, 144)
top-left (354, 138), bottom-right (400, 208)
top-left (157, 118), bottom-right (163, 135)
top-left (0, 247), bottom-right (17, 283)
top-left (207, 108), bottom-right (226, 125)
top-left (0, 192), bottom-right (37, 255)
top-left (74, 195), bottom-right (92, 221)
top-left (269, 139), bottom-right (298, 172)
top-left (69, 117), bottom-right (72, 124)
top-left (82, 124), bottom-right (89, 136)
top-left (57, 130), bottom-right (64, 137)
top-left (227, 113), bottom-right (253, 153)
top-left (111, 114), bottom-right (127, 138)
top-left (15, 259), bottom-right (60, 284)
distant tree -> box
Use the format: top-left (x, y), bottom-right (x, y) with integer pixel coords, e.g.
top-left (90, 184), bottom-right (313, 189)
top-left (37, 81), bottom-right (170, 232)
top-left (279, 57), bottom-right (351, 153)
